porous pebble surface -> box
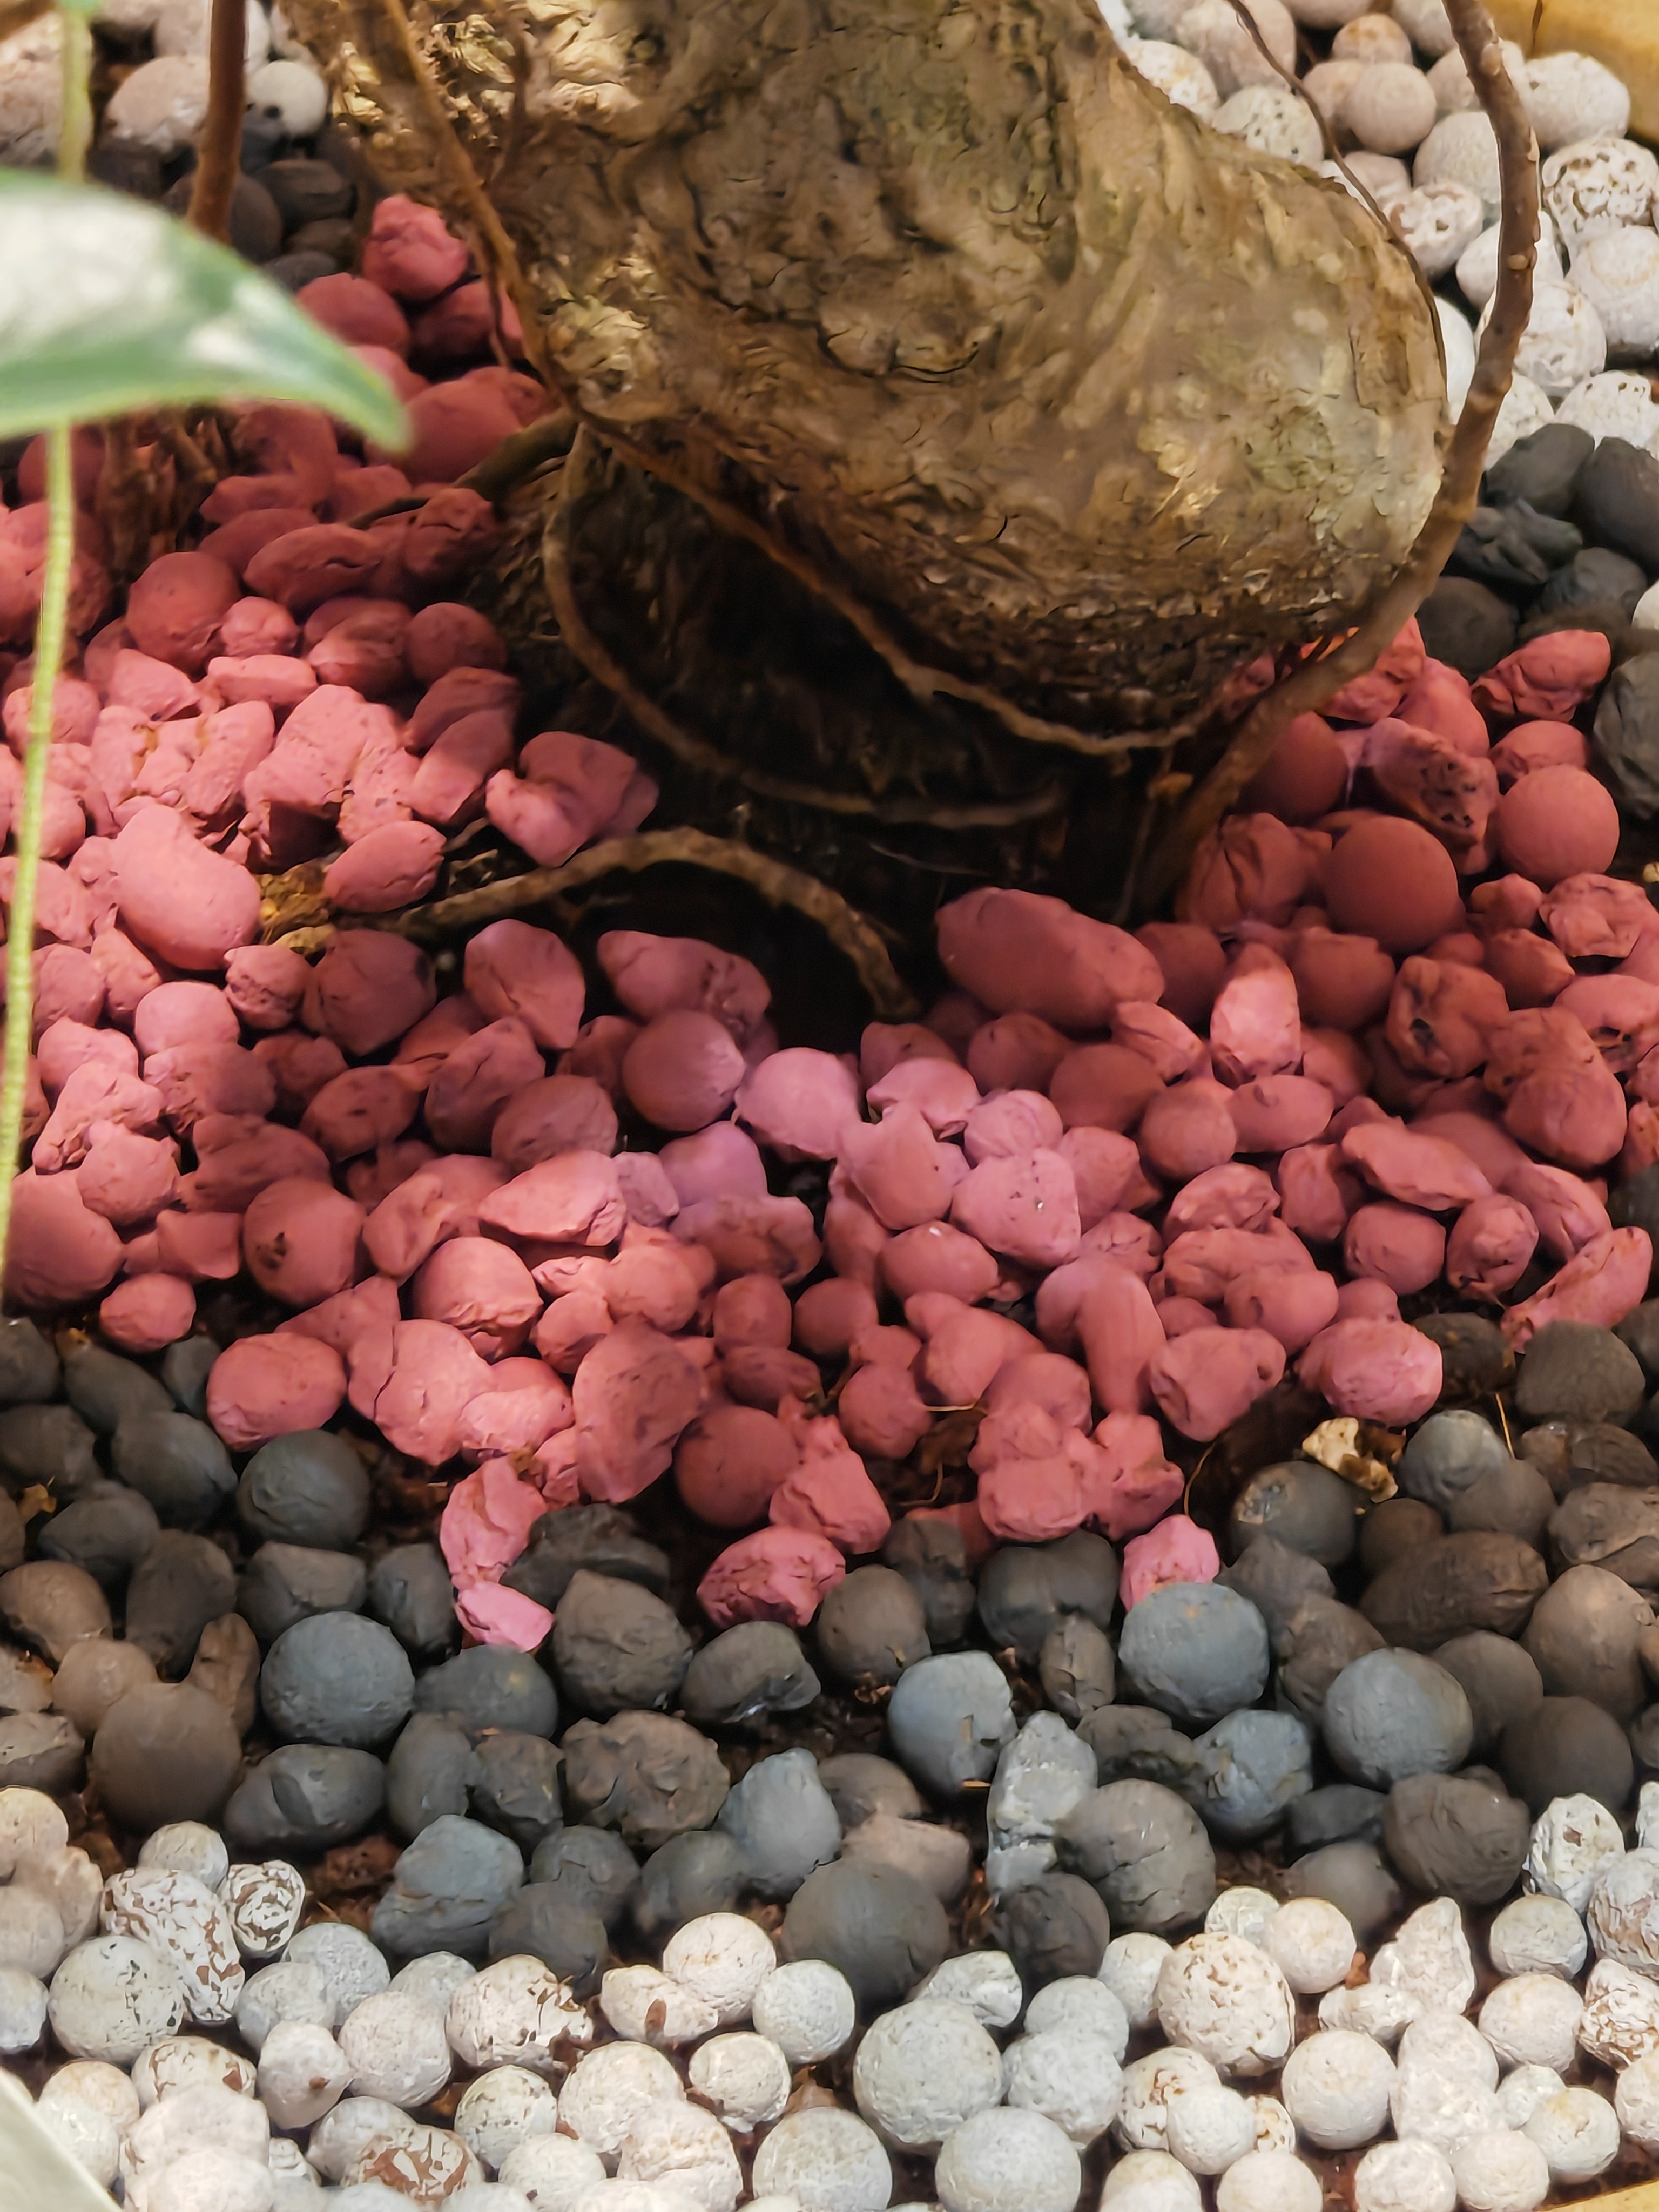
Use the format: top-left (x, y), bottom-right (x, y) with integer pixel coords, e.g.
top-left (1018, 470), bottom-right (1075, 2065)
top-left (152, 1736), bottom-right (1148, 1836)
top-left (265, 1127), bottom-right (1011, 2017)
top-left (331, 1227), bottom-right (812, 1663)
top-left (17, 16), bottom-right (1659, 2212)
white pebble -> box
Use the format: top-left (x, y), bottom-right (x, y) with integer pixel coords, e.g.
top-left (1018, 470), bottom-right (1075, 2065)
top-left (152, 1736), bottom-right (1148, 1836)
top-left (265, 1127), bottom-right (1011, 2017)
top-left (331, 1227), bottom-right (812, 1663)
top-left (341, 2122), bottom-right (477, 2200)
top-left (853, 1998), bottom-right (1004, 2151)
top-left (1588, 1845), bottom-right (1659, 1974)
top-left (49, 1935), bottom-right (185, 2063)
top-left (1115, 2047), bottom-right (1220, 2153)
top-left (1426, 37), bottom-right (1525, 116)
top-left (122, 2080), bottom-right (269, 2208)
top-left (1172, 0), bottom-right (1295, 99)
top-left (1437, 294), bottom-right (1478, 416)
top-left (306, 2096), bottom-right (420, 2181)
top-left (1523, 51), bottom-right (1630, 149)
top-left (36, 2088), bottom-right (121, 2187)
top-left (1214, 2149), bottom-right (1321, 2212)
top-left (1389, 179), bottom-right (1485, 278)
top-left (660, 1913), bottom-right (775, 2027)
top-left (1155, 1934), bottom-right (1294, 2079)
top-left (1616, 2047), bottom-right (1659, 2148)
top-left (269, 2137), bottom-right (321, 2210)
top-left (1527, 1796), bottom-right (1624, 1916)
top-left (752, 1959), bottom-right (855, 2064)
top-left (393, 1953), bottom-right (476, 2012)
top-left (1281, 0), bottom-right (1368, 24)
top-left (1003, 2027), bottom-right (1124, 2147)
top-left (1479, 1974), bottom-right (1584, 2072)
top-left (1523, 2086), bottom-right (1618, 2183)
top-left (616, 2102), bottom-right (742, 2212)
top-left (687, 2033), bottom-right (790, 2132)
top-left (1026, 1975), bottom-right (1130, 2058)
top-left (1568, 226), bottom-right (1659, 358)
top-left (1212, 85), bottom-right (1323, 165)
top-left (1449, 2129), bottom-right (1549, 2212)
top-left (750, 2108), bottom-right (891, 2212)
top-left (1353, 2138), bottom-right (1456, 2212)
top-left (1480, 279), bottom-right (1606, 398)
top-left (559, 2044), bottom-right (684, 2161)
top-left (258, 2019), bottom-right (352, 2130)
top-left (1101, 2150), bottom-right (1201, 2207)
top-left (934, 2106), bottom-right (1081, 2212)
top-left (103, 52), bottom-right (211, 150)
top-left (1319, 1897), bottom-right (1475, 2042)
top-left (1398, 2008), bottom-right (1498, 2089)
top-left (1346, 62), bottom-right (1437, 155)
top-left (1636, 580), bottom-right (1659, 631)
top-left (446, 1956), bottom-right (591, 2075)
top-left (132, 2034), bottom-right (256, 2105)
top-left (152, 0), bottom-right (269, 63)
top-left (1259, 1898), bottom-right (1355, 1994)
top-left (0, 1790), bottom-right (69, 1874)
top-left (41, 2057), bottom-right (139, 2133)
top-left (339, 1989), bottom-right (451, 2107)
top-left (1389, 2063), bottom-right (1500, 2157)
top-left (914, 1951), bottom-right (1023, 2029)
top-left (1486, 373), bottom-right (1557, 467)
top-left (1123, 38), bottom-right (1219, 118)
top-left (1389, 0), bottom-right (1454, 55)
top-left (1204, 1890), bottom-right (1279, 1948)
top-left (237, 1960), bottom-right (333, 2055)
top-left (1544, 137), bottom-right (1659, 256)
top-left (285, 1923), bottom-right (390, 2029)
top-left (245, 56), bottom-right (328, 136)
top-left (1458, 214), bottom-right (1564, 309)
top-left (1579, 1958), bottom-right (1659, 2068)
top-left (139, 2146), bottom-right (275, 2212)
top-left (103, 1867), bottom-right (242, 2026)
top-left (1101, 1934), bottom-right (1172, 2031)
top-left (1494, 2065), bottom-right (1564, 2131)
top-left (497, 2134), bottom-right (608, 2211)
top-left (0, 15), bottom-right (62, 165)
top-left (1162, 2081), bottom-right (1254, 2174)
top-left (1246, 2094), bottom-right (1294, 2154)
top-left (0, 1884), bottom-right (65, 1979)
top-left (1415, 111), bottom-right (1501, 223)
top-left (1279, 2027), bottom-right (1395, 2149)
top-left (455, 2066), bottom-right (558, 2172)
top-left (1488, 1893), bottom-right (1588, 1980)
top-left (1637, 1780), bottom-right (1659, 1851)
top-left (220, 1862), bottom-right (306, 1962)
top-left (1304, 59), bottom-right (1363, 124)
top-left (600, 1964), bottom-right (719, 2046)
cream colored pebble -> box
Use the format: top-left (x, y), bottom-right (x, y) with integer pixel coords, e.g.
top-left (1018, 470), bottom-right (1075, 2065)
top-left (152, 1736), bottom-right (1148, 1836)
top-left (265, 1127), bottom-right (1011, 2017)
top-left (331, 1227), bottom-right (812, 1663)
top-left (1331, 12), bottom-right (1410, 64)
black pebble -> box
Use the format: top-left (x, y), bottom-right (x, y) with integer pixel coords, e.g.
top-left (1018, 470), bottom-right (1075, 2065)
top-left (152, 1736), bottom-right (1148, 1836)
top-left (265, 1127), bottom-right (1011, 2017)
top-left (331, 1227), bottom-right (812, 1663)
top-left (368, 1543), bottom-right (456, 1653)
top-left (1540, 544), bottom-right (1650, 618)
top-left (469, 1731), bottom-right (563, 1848)
top-left (1077, 1704), bottom-right (1199, 1791)
top-left (38, 1485), bottom-right (159, 1589)
top-left (816, 1752), bottom-right (923, 1829)
top-left (1434, 1630), bottom-right (1543, 1755)
top-left (559, 1711), bottom-right (729, 1850)
top-left (527, 1826), bottom-right (639, 1930)
top-left (1617, 1301), bottom-right (1659, 1387)
top-left (1225, 1462), bottom-right (1358, 1568)
top-left (87, 141), bottom-right (166, 199)
top-left (162, 171), bottom-right (284, 262)
top-left (881, 1514), bottom-right (976, 1646)
top-left (288, 217), bottom-right (356, 264)
top-left (1596, 655), bottom-right (1659, 822)
top-left (1450, 502), bottom-right (1581, 592)
top-left (1413, 1313), bottom-right (1510, 1404)
top-left (815, 1566), bottom-right (930, 1687)
top-left (1564, 1422), bottom-right (1658, 1491)
top-left (1357, 1498), bottom-right (1444, 1579)
top-left (1218, 1533), bottom-right (1333, 1642)
top-left (633, 1830), bottom-right (747, 1941)
top-left (993, 1871), bottom-right (1111, 1991)
top-left (261, 249), bottom-right (340, 292)
top-left (1284, 1840), bottom-right (1402, 1944)
top-left (125, 1530), bottom-right (237, 1676)
top-left (1631, 1703), bottom-right (1659, 1770)
top-left (1287, 1783), bottom-right (1385, 1851)
top-left (490, 1886), bottom-right (609, 1990)
top-left (1278, 1597), bottom-right (1386, 1725)
top-left (0, 1320), bottom-right (58, 1407)
top-left (223, 1743), bottom-right (386, 1852)
top-left (1499, 1692), bottom-right (1635, 1813)
top-left (240, 1542), bottom-right (368, 1644)
top-left (386, 1711), bottom-right (477, 1839)
top-left (680, 1621), bottom-right (820, 1728)
top-left (976, 1530), bottom-right (1119, 1662)
top-left (415, 1645), bottom-right (558, 1738)
top-left (779, 1858), bottom-right (949, 2012)
top-left (502, 1503), bottom-right (669, 1611)
top-left (1383, 1772), bottom-right (1530, 1905)
top-left (112, 1411), bottom-right (237, 1529)
top-left (261, 155), bottom-right (355, 227)
top-left (1518, 1321), bottom-right (1646, 1426)
top-left (1415, 577), bottom-right (1517, 679)
top-left (1488, 420), bottom-right (1595, 517)
top-left (551, 1570), bottom-right (691, 1718)
top-left (0, 1406), bottom-right (97, 1497)
top-left (1575, 436), bottom-right (1659, 568)
top-left (161, 1337), bottom-right (218, 1419)
top-left (64, 1345), bottom-right (170, 1436)
top-left (239, 1431), bottom-right (371, 1552)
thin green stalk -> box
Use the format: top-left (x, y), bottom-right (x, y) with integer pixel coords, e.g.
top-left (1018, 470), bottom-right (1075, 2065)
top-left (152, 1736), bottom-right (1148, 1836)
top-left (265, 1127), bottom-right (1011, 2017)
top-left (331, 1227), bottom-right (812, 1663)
top-left (0, 424), bottom-right (75, 1291)
top-left (56, 0), bottom-right (91, 178)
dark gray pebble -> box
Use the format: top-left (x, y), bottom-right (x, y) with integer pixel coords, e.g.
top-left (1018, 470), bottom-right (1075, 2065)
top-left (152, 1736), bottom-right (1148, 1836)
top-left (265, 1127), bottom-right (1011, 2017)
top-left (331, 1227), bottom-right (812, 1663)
top-left (1358, 1498), bottom-right (1444, 1580)
top-left (1630, 1704), bottom-right (1659, 1770)
top-left (1038, 1615), bottom-right (1115, 1722)
top-left (1518, 1321), bottom-right (1645, 1427)
top-left (386, 1712), bottom-right (477, 1839)
top-left (1488, 420), bottom-right (1594, 517)
top-left (261, 155), bottom-right (354, 226)
top-left (1382, 1771), bottom-right (1530, 1905)
top-left (716, 1748), bottom-right (840, 1900)
top-left (1323, 1648), bottom-right (1473, 1789)
top-left (90, 1681), bottom-right (242, 1832)
top-left (161, 1336), bottom-right (218, 1419)
top-left (1218, 1534), bottom-right (1333, 1643)
top-left (1117, 1582), bottom-right (1268, 1729)
top-left (882, 1514), bottom-right (976, 1645)
top-left (261, 249), bottom-right (339, 291)
top-left (1618, 1300), bottom-right (1659, 1387)
top-left (817, 1752), bottom-right (923, 1830)
top-left (1186, 1708), bottom-right (1312, 1840)
top-left (779, 1859), bottom-right (948, 2011)
top-left (262, 1611), bottom-right (414, 1749)
top-left (1540, 544), bottom-right (1650, 618)
top-left (1226, 1462), bottom-right (1358, 1567)
top-left (240, 1543), bottom-right (367, 1644)
top-left (1056, 1778), bottom-right (1216, 1934)
top-left (502, 1503), bottom-right (667, 1611)
top-left (1443, 1453), bottom-right (1555, 1546)
top-left (1399, 1409), bottom-right (1510, 1518)
top-left (1284, 1840), bottom-right (1402, 1944)
top-left (0, 1405), bottom-right (98, 1496)
top-left (1415, 576), bottom-right (1516, 678)
top-left (1278, 1597), bottom-right (1388, 1726)
top-left (370, 1814), bottom-right (524, 1959)
top-left (37, 1485), bottom-right (158, 1589)
top-left (288, 217), bottom-right (356, 264)
top-left (680, 1621), bottom-right (820, 1728)
top-left (976, 1531), bottom-right (1119, 1663)
top-left (1412, 1312), bottom-right (1510, 1404)
top-left (1360, 1531), bottom-right (1547, 1648)
top-left (223, 1743), bottom-right (386, 1852)
top-left (887, 1651), bottom-right (1015, 1797)
top-left (1077, 1704), bottom-right (1200, 1791)
top-left (126, 1529), bottom-right (237, 1676)
top-left (415, 1645), bottom-right (556, 1738)
top-left (551, 1570), bottom-right (691, 1718)
top-left (489, 1885), bottom-right (608, 1992)
top-left (469, 1732), bottom-right (563, 1849)
top-left (111, 1411), bottom-right (235, 1529)
top-left (633, 1830), bottom-right (747, 1941)
top-left (526, 1826), bottom-right (639, 1930)
top-left (559, 1711), bottom-right (728, 1850)
top-left (162, 170), bottom-right (282, 260)
top-left (993, 1871), bottom-right (1112, 1991)
top-left (1287, 1784), bottom-right (1386, 1851)
top-left (1548, 1485), bottom-right (1659, 1588)
top-left (63, 1344), bottom-right (170, 1435)
top-left (0, 1495), bottom-right (19, 1575)
top-left (815, 1566), bottom-right (929, 1688)
top-left (0, 1712), bottom-right (83, 1791)
top-left (238, 1431), bottom-right (371, 1552)
top-left (87, 140), bottom-right (164, 198)
top-left (1434, 1631), bottom-right (1543, 1755)
top-left (1522, 1562), bottom-right (1653, 1720)
top-left (367, 1543), bottom-right (456, 1654)
top-left (0, 1319), bottom-right (57, 1406)
top-left (1613, 1164), bottom-right (1659, 1261)
top-left (1574, 434), bottom-right (1659, 569)
top-left (1499, 1692), bottom-right (1635, 1813)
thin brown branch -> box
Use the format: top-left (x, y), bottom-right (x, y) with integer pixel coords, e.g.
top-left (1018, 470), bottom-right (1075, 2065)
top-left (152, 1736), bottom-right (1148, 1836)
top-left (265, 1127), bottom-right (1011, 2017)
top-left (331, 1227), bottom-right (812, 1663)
top-left (1141, 0), bottom-right (1536, 910)
top-left (545, 431), bottom-right (1069, 831)
top-left (187, 0), bottom-right (245, 240)
top-left (389, 828), bottom-right (919, 1019)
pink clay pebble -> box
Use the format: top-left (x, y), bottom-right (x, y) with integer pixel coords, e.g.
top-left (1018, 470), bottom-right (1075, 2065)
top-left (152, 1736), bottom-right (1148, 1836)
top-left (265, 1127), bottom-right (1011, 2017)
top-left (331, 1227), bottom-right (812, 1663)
top-left (242, 1177), bottom-right (366, 1308)
top-left (1147, 1326), bottom-right (1285, 1440)
top-left (207, 1332), bottom-right (347, 1450)
top-left (1495, 765), bottom-right (1621, 886)
top-left (1121, 1516), bottom-right (1219, 1607)
top-left (99, 1274), bottom-right (195, 1353)
top-left (1297, 1317), bottom-right (1442, 1424)
top-left (1323, 817), bottom-right (1462, 954)
top-left (698, 1526), bottom-right (847, 1628)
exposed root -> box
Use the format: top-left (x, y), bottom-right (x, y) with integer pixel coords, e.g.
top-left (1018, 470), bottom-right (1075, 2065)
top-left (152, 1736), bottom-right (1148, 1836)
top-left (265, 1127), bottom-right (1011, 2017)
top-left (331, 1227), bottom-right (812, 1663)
top-left (1142, 0), bottom-right (1537, 907)
top-left (392, 827), bottom-right (919, 1019)
top-left (545, 431), bottom-right (1068, 832)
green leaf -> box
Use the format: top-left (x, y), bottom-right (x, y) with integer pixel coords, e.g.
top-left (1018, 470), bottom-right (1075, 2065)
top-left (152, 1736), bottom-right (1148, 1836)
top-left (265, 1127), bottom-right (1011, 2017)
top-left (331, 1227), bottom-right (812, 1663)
top-left (0, 170), bottom-right (409, 448)
top-left (0, 2063), bottom-right (124, 2212)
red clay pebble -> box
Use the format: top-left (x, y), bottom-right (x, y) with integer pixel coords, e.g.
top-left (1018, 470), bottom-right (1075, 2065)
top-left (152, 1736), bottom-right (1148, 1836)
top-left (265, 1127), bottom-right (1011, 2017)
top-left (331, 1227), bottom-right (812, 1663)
top-left (1324, 617), bottom-right (1424, 722)
top-left (224, 944), bottom-right (312, 1033)
top-left (490, 1075), bottom-right (617, 1173)
top-left (132, 981), bottom-right (238, 1058)
top-left (1138, 1077), bottom-right (1237, 1181)
top-left (206, 1332), bottom-right (346, 1449)
top-left (698, 1525), bottom-right (846, 1627)
top-left (402, 381), bottom-right (522, 483)
top-left (125, 551), bottom-right (238, 675)
top-left (1445, 1193), bottom-right (1539, 1298)
top-left (737, 1050), bottom-right (860, 1160)
top-left (936, 886), bottom-right (1162, 1028)
top-left (1049, 1043), bottom-right (1162, 1132)
top-left (298, 272), bottom-right (410, 353)
top-left (1385, 957), bottom-right (1508, 1079)
top-left (965, 1011), bottom-right (1068, 1092)
top-left (622, 1010), bottom-right (746, 1132)
top-left (1322, 816), bottom-right (1463, 953)
top-left (1502, 1225), bottom-right (1653, 1345)
top-left (110, 808), bottom-right (259, 975)
top-left (76, 1126), bottom-right (179, 1225)
top-left (480, 1151), bottom-right (626, 1246)
top-left (1494, 764), bottom-right (1621, 886)
top-left (4, 1170), bottom-right (122, 1305)
top-left (304, 932), bottom-right (435, 1057)
top-left (1344, 1202), bottom-right (1447, 1293)
top-left (1490, 719), bottom-right (1588, 786)
top-left (839, 1104), bottom-right (969, 1230)
top-left (881, 1222), bottom-right (999, 1304)
top-left (99, 1273), bottom-right (195, 1353)
top-left (348, 1317), bottom-right (494, 1462)
top-left (322, 821), bottom-right (444, 912)
top-left (362, 193), bottom-right (471, 301)
top-left (1473, 629), bottom-right (1611, 720)
top-left (301, 1067), bottom-right (421, 1161)
top-left (1297, 1316), bottom-right (1441, 1423)
top-left (243, 1177), bottom-right (366, 1307)
top-left (1183, 812), bottom-right (1315, 928)
top-left (411, 1236), bottom-right (541, 1358)
top-left (243, 525), bottom-right (383, 615)
top-left (1135, 921), bottom-right (1226, 1028)
top-left (1147, 1325), bottom-right (1284, 1439)
top-left (1239, 711), bottom-right (1349, 821)
top-left (868, 1058), bottom-right (981, 1136)
top-left (1504, 1159), bottom-right (1610, 1258)
top-left (406, 603), bottom-right (506, 684)
top-left (571, 1321), bottom-right (700, 1501)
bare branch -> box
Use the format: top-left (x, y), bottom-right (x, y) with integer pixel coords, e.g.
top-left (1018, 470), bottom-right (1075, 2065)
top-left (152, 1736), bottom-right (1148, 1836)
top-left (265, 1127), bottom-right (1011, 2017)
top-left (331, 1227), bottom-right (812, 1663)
top-left (187, 0), bottom-right (245, 240)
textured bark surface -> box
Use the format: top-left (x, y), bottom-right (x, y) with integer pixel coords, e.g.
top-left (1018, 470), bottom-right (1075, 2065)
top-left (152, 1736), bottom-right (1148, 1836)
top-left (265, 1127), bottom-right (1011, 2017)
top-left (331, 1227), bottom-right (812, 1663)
top-left (296, 0), bottom-right (1447, 730)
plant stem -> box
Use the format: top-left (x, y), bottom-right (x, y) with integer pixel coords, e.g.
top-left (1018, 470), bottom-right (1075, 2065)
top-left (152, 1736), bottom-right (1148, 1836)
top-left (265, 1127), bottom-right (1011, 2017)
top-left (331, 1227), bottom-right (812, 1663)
top-left (188, 0), bottom-right (245, 240)
top-left (56, 0), bottom-right (91, 177)
top-left (0, 424), bottom-right (75, 1296)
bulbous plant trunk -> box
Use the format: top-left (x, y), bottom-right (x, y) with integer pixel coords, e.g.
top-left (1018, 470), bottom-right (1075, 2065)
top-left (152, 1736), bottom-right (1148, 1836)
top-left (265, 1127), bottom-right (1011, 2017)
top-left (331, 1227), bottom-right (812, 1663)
top-left (294, 0), bottom-right (1451, 934)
